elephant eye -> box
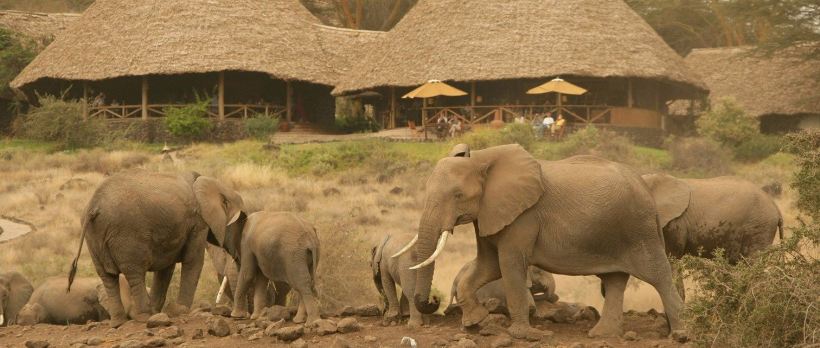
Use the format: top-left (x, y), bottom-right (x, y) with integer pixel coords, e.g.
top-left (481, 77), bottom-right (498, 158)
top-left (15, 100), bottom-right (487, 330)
top-left (454, 191), bottom-right (465, 200)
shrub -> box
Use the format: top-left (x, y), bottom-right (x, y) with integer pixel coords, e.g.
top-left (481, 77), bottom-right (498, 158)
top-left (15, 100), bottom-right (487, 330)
top-left (540, 126), bottom-right (635, 163)
top-left (0, 28), bottom-right (36, 99)
top-left (244, 113), bottom-right (280, 141)
top-left (667, 137), bottom-right (733, 175)
top-left (785, 130), bottom-right (820, 220)
top-left (334, 116), bottom-right (379, 133)
top-left (164, 99), bottom-right (211, 141)
top-left (458, 123), bottom-right (536, 151)
top-left (733, 134), bottom-right (782, 162)
top-left (17, 95), bottom-right (107, 149)
top-left (696, 98), bottom-right (758, 147)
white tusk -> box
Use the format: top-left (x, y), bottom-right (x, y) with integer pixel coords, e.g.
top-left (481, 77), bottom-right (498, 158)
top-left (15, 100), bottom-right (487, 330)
top-left (409, 231), bottom-right (450, 270)
top-left (227, 211), bottom-right (242, 226)
top-left (215, 277), bottom-right (228, 303)
top-left (391, 234), bottom-right (418, 258)
top-left (0, 314), bottom-right (4, 326)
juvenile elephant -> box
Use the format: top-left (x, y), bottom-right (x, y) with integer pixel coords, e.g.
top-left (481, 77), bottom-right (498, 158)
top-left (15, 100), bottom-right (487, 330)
top-left (448, 260), bottom-right (559, 313)
top-left (394, 144), bottom-right (684, 339)
top-left (224, 212), bottom-right (321, 324)
top-left (370, 234), bottom-right (429, 328)
top-left (206, 245), bottom-right (285, 309)
top-left (69, 170), bottom-right (245, 327)
top-left (0, 271), bottom-right (33, 326)
top-left (17, 277), bottom-right (108, 325)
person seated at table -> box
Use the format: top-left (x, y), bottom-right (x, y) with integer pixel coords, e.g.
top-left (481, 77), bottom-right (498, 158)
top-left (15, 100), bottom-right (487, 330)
top-left (449, 119), bottom-right (463, 138)
top-left (543, 113), bottom-right (555, 132)
top-left (552, 114), bottom-right (566, 136)
top-left (532, 114), bottom-right (546, 138)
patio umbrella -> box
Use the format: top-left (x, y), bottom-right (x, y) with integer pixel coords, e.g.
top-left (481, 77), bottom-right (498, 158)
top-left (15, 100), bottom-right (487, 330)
top-left (402, 80), bottom-right (467, 99)
top-left (526, 77), bottom-right (587, 110)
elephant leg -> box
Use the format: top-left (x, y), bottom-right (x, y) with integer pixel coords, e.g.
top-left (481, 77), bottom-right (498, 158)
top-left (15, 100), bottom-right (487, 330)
top-left (122, 267), bottom-right (151, 322)
top-left (380, 272), bottom-right (401, 326)
top-left (399, 294), bottom-right (410, 318)
top-left (632, 252), bottom-right (686, 338)
top-left (150, 265), bottom-right (175, 314)
top-left (250, 275), bottom-right (269, 320)
top-left (172, 233), bottom-right (206, 315)
top-left (458, 239), bottom-right (500, 327)
top-left (498, 248), bottom-right (543, 340)
top-left (231, 251), bottom-right (257, 319)
top-left (589, 272), bottom-right (628, 338)
top-left (293, 292), bottom-right (307, 323)
top-left (401, 282), bottom-right (424, 329)
top-left (288, 256), bottom-right (321, 324)
top-left (99, 272), bottom-right (128, 328)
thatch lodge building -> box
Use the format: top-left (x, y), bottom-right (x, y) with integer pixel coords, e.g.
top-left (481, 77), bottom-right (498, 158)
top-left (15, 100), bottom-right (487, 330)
top-left (10, 0), bottom-right (707, 141)
top-left (674, 47), bottom-right (819, 133)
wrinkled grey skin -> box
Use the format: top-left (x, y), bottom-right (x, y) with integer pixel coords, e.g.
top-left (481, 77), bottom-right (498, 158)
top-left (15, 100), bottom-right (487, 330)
top-left (370, 234), bottom-right (427, 328)
top-left (0, 271), bottom-right (33, 326)
top-left (449, 260), bottom-right (559, 313)
top-left (206, 245), bottom-right (286, 310)
top-left (642, 174), bottom-right (783, 299)
top-left (17, 277), bottom-right (108, 325)
top-left (70, 170), bottom-right (244, 328)
top-left (226, 212), bottom-right (320, 324)
top-left (411, 144), bottom-right (684, 339)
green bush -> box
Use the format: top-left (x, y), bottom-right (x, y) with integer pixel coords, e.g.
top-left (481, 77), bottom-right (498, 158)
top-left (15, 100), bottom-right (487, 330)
top-left (733, 134), bottom-right (782, 162)
top-left (334, 116), bottom-right (379, 133)
top-left (667, 137), bottom-right (733, 176)
top-left (245, 114), bottom-right (280, 141)
top-left (458, 123), bottom-right (536, 151)
top-left (17, 95), bottom-right (107, 149)
top-left (0, 28), bottom-right (36, 99)
top-left (537, 126), bottom-right (635, 163)
top-left (164, 99), bottom-right (212, 141)
top-left (696, 98), bottom-right (758, 147)
top-left (785, 130), bottom-right (820, 220)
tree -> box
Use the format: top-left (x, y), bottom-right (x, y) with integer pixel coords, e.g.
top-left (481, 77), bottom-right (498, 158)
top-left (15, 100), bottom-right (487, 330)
top-left (0, 28), bottom-right (35, 99)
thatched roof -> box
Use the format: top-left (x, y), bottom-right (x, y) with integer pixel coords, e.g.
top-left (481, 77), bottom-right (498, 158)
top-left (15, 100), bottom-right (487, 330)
top-left (10, 0), bottom-right (382, 89)
top-left (333, 0), bottom-right (707, 95)
top-left (680, 46), bottom-right (820, 118)
top-left (0, 10), bottom-right (79, 47)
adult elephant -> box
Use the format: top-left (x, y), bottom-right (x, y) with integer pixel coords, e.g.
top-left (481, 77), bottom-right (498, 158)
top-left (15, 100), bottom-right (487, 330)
top-left (0, 271), bottom-right (33, 326)
top-left (394, 144), bottom-right (684, 339)
top-left (69, 170), bottom-right (244, 328)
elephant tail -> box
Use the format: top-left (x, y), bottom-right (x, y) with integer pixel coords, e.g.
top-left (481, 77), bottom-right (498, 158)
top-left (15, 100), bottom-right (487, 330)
top-left (777, 214), bottom-right (784, 241)
top-left (69, 206), bottom-right (98, 293)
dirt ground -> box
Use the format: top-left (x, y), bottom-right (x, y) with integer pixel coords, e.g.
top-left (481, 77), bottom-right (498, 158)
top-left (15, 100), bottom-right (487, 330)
top-left (0, 307), bottom-right (684, 348)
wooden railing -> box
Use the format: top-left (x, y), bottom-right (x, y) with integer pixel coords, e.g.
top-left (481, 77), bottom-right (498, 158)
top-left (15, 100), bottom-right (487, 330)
top-left (422, 104), bottom-right (614, 126)
top-left (89, 104), bottom-right (286, 119)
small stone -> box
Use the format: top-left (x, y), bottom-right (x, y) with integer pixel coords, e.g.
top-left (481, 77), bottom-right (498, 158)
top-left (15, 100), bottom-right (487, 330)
top-left (339, 306), bottom-right (355, 317)
top-left (452, 333), bottom-right (470, 341)
top-left (455, 338), bottom-right (478, 348)
top-left (623, 331), bottom-right (639, 341)
top-left (86, 337), bottom-right (103, 346)
top-left (290, 338), bottom-right (308, 348)
top-left (158, 326), bottom-right (184, 339)
top-left (144, 329), bottom-right (156, 337)
top-left (479, 323), bottom-right (506, 336)
top-left (331, 337), bottom-right (351, 348)
top-left (207, 318), bottom-right (232, 337)
top-left (480, 314), bottom-right (510, 328)
top-left (311, 319), bottom-right (337, 335)
top-left (590, 341), bottom-right (612, 348)
top-left (144, 338), bottom-right (166, 347)
top-left (264, 319), bottom-right (285, 336)
top-left (336, 317), bottom-right (360, 333)
top-left (240, 327), bottom-right (262, 339)
top-left (146, 313), bottom-right (172, 328)
top-left (354, 304), bottom-right (381, 317)
top-left (118, 340), bottom-right (144, 348)
top-left (211, 305), bottom-right (231, 317)
top-left (248, 332), bottom-right (263, 341)
top-left (193, 311), bottom-right (213, 319)
top-left (490, 336), bottom-right (513, 348)
top-left (274, 326), bottom-right (305, 341)
top-left (255, 320), bottom-right (271, 329)
top-left (265, 305), bottom-right (292, 321)
top-left (364, 335), bottom-right (377, 343)
top-left (25, 341), bottom-right (50, 348)
top-left (169, 337), bottom-right (186, 345)
top-left (191, 329), bottom-right (204, 340)
top-left (432, 338), bottom-right (449, 347)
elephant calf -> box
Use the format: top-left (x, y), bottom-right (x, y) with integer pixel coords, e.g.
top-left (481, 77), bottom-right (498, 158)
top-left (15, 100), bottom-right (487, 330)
top-left (17, 277), bottom-right (108, 325)
top-left (448, 260), bottom-right (559, 314)
top-left (224, 212), bottom-right (321, 323)
top-left (0, 271), bottom-right (33, 326)
top-left (370, 234), bottom-right (432, 328)
top-left (206, 245), bottom-right (284, 310)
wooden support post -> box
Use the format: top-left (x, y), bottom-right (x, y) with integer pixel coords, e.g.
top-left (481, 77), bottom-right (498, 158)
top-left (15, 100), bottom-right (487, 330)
top-left (627, 78), bottom-right (634, 108)
top-left (218, 72), bottom-right (225, 120)
top-left (141, 76), bottom-right (149, 120)
top-left (82, 81), bottom-right (89, 120)
top-left (470, 81), bottom-right (476, 121)
top-left (389, 87), bottom-right (397, 129)
top-left (286, 80), bottom-right (293, 124)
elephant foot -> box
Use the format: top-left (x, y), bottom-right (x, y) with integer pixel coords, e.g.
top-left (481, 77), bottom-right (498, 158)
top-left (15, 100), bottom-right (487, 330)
top-left (382, 313), bottom-right (400, 326)
top-left (461, 304), bottom-right (489, 327)
top-left (669, 329), bottom-right (689, 343)
top-left (292, 312), bottom-right (306, 324)
top-left (588, 320), bottom-right (623, 338)
top-left (407, 317), bottom-right (423, 329)
top-left (231, 309), bottom-right (250, 319)
top-left (509, 323), bottom-right (551, 342)
top-left (109, 316), bottom-right (128, 328)
top-left (165, 303), bottom-right (190, 317)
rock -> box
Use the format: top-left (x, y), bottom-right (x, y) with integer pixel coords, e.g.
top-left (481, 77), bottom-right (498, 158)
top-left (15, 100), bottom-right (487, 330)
top-left (255, 320), bottom-right (271, 329)
top-left (240, 327), bottom-right (262, 339)
top-left (364, 335), bottom-right (377, 343)
top-left (479, 324), bottom-right (507, 336)
top-left (331, 337), bottom-right (352, 348)
top-left (158, 326), bottom-right (184, 339)
top-left (311, 319), bottom-right (338, 335)
top-left (248, 332), bottom-right (264, 341)
top-left (207, 318), bottom-right (232, 337)
top-left (143, 338), bottom-right (166, 347)
top-left (291, 338), bottom-right (308, 348)
top-left (354, 304), bottom-right (381, 317)
top-left (670, 330), bottom-right (689, 343)
top-left (589, 341), bottom-right (612, 348)
top-left (274, 326), bottom-right (305, 342)
top-left (623, 331), bottom-right (639, 341)
top-left (389, 187), bottom-right (403, 195)
top-left (117, 340), bottom-right (144, 348)
top-left (71, 344), bottom-right (89, 348)
top-left (455, 338), bottom-right (478, 348)
top-left (146, 313), bottom-right (172, 328)
top-left (169, 337), bottom-right (186, 345)
top-left (336, 317), bottom-right (360, 333)
top-left (490, 336), bottom-right (513, 348)
top-left (432, 338), bottom-right (449, 347)
top-left (480, 314), bottom-right (510, 328)
top-left (266, 305), bottom-right (292, 321)
top-left (191, 329), bottom-right (204, 340)
top-left (339, 306), bottom-right (356, 317)
top-left (264, 319), bottom-right (286, 336)
top-left (193, 311), bottom-right (213, 319)
top-left (211, 305), bottom-right (231, 317)
top-left (86, 337), bottom-right (104, 346)
top-left (194, 302), bottom-right (211, 312)
top-left (24, 341), bottom-right (50, 348)
top-left (452, 333), bottom-right (471, 341)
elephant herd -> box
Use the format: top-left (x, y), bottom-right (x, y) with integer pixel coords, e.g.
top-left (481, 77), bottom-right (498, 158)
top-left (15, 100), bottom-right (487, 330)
top-left (0, 144), bottom-right (782, 343)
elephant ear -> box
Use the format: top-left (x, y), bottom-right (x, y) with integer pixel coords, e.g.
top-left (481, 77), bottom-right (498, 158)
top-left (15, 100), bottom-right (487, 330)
top-left (643, 173), bottom-right (691, 228)
top-left (470, 144), bottom-right (546, 236)
top-left (193, 176), bottom-right (243, 247)
top-left (222, 211), bottom-right (247, 264)
top-left (371, 235), bottom-right (391, 277)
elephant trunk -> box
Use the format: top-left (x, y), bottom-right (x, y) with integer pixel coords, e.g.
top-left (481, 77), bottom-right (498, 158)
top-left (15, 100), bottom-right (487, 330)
top-left (413, 218), bottom-right (443, 314)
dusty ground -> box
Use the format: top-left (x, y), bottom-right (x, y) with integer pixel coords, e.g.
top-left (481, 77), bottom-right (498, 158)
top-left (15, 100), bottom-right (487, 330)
top-left (0, 307), bottom-right (682, 348)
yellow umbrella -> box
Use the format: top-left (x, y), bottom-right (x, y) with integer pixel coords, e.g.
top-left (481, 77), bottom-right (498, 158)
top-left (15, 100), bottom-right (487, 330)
top-left (527, 77), bottom-right (587, 111)
top-left (402, 80), bottom-right (467, 99)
